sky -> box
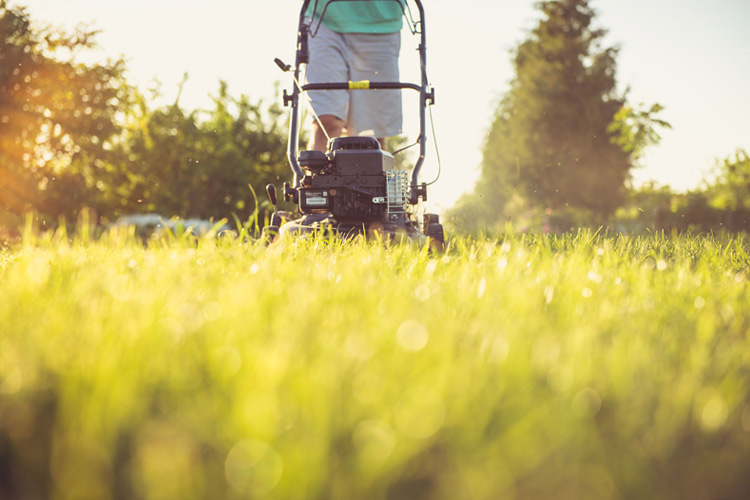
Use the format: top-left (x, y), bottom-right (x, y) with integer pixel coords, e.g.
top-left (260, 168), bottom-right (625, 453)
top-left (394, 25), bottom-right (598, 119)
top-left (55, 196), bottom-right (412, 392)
top-left (15, 0), bottom-right (750, 212)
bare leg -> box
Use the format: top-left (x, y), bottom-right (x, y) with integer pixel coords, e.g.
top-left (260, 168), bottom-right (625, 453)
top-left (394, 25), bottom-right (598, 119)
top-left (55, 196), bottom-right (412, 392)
top-left (309, 114), bottom-right (345, 151)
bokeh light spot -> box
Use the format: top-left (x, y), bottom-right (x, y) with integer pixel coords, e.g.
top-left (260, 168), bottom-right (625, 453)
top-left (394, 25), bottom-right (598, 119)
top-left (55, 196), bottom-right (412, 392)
top-left (353, 419), bottom-right (396, 466)
top-left (701, 395), bottom-right (728, 431)
top-left (225, 439), bottom-right (283, 494)
top-left (396, 319), bottom-right (429, 352)
top-left (573, 388), bottom-right (601, 418)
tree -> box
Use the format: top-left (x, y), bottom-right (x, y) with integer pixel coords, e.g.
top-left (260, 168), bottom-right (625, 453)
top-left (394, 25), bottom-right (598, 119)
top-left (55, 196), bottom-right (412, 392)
top-left (449, 0), bottom-right (666, 230)
top-left (0, 2), bottom-right (291, 230)
top-left (0, 0), bottom-right (126, 223)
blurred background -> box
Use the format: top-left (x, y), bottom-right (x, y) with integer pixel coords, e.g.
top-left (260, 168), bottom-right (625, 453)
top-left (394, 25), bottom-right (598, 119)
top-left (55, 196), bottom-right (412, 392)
top-left (2, 0), bottom-right (749, 238)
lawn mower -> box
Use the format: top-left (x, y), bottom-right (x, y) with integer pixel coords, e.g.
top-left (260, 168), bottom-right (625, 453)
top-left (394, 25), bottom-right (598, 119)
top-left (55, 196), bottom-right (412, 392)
top-left (264, 0), bottom-right (445, 250)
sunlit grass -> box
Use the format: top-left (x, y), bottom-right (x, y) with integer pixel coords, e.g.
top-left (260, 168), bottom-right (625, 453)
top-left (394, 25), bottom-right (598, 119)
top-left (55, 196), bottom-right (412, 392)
top-left (1, 227), bottom-right (749, 499)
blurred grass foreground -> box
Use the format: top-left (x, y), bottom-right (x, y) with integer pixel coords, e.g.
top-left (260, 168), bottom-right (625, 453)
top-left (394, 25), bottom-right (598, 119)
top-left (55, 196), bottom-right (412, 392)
top-left (1, 226), bottom-right (749, 499)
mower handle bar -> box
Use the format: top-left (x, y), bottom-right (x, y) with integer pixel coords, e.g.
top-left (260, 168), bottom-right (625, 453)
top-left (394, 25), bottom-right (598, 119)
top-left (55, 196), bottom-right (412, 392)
top-left (301, 82), bottom-right (422, 92)
top-left (285, 0), bottom-right (430, 203)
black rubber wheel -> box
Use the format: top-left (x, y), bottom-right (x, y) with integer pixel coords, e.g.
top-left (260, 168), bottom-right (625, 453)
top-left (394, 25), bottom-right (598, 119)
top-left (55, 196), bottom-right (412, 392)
top-left (261, 225), bottom-right (279, 245)
top-left (270, 213), bottom-right (282, 227)
top-left (423, 213), bottom-right (440, 233)
top-left (426, 222), bottom-right (445, 253)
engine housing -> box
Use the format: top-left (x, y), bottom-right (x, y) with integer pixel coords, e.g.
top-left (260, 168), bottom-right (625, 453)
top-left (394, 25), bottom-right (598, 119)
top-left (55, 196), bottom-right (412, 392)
top-left (297, 137), bottom-right (403, 222)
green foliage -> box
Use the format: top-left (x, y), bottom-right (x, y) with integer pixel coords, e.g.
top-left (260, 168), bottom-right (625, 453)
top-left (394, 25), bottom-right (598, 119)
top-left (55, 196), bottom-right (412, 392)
top-left (611, 181), bottom-right (676, 232)
top-left (0, 0), bottom-right (126, 220)
top-left (1, 230), bottom-right (750, 499)
top-left (0, 3), bottom-right (291, 231)
top-left (613, 149), bottom-right (750, 233)
top-left (607, 102), bottom-right (672, 160)
top-left (99, 81), bottom-right (290, 222)
top-left (444, 190), bottom-right (506, 234)
top-left (453, 0), bottom-right (669, 230)
top-left (707, 149), bottom-right (750, 212)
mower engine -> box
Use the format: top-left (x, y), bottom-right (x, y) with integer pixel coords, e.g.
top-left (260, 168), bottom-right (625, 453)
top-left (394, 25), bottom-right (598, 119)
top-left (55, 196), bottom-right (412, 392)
top-left (295, 136), bottom-right (410, 225)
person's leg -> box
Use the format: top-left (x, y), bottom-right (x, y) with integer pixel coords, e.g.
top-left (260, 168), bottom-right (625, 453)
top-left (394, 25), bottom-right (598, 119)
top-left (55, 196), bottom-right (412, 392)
top-left (305, 21), bottom-right (350, 151)
top-left (346, 31), bottom-right (402, 150)
top-left (308, 114), bottom-right (345, 151)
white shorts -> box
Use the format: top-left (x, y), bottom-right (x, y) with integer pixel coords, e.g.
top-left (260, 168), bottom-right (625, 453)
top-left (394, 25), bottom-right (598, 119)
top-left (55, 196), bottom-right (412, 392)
top-left (305, 20), bottom-right (402, 138)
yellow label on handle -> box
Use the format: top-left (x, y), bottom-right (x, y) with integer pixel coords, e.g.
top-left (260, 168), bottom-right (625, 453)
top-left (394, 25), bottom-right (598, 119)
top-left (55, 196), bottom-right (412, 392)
top-left (349, 80), bottom-right (370, 90)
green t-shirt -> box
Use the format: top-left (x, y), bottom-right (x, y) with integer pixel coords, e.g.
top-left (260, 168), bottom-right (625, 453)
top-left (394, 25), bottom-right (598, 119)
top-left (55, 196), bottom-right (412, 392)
top-left (305, 0), bottom-right (404, 34)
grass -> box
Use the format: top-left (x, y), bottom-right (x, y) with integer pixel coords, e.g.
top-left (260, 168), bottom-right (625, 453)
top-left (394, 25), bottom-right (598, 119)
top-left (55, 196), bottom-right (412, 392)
top-left (1, 225), bottom-right (749, 499)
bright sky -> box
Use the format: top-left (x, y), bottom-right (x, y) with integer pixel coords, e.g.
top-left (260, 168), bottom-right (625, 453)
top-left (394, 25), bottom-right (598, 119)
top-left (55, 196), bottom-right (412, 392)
top-left (17, 0), bottom-right (750, 213)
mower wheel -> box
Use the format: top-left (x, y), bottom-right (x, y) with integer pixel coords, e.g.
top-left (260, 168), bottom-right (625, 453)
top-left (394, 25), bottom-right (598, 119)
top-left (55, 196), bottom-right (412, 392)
top-left (261, 225), bottom-right (279, 245)
top-left (423, 213), bottom-right (440, 233)
top-left (426, 222), bottom-right (445, 253)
